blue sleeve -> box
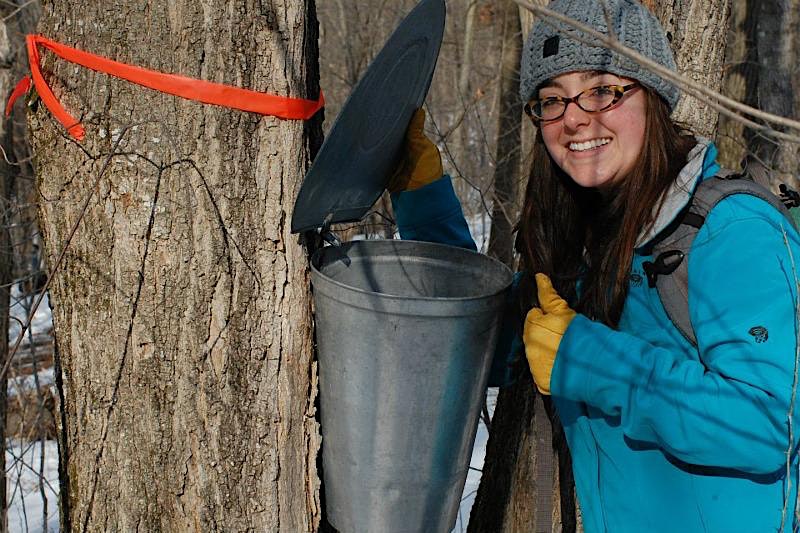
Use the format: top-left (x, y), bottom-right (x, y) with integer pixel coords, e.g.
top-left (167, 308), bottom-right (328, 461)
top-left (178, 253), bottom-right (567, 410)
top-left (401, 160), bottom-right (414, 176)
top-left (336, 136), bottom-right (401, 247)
top-left (551, 194), bottom-right (800, 474)
top-left (392, 174), bottom-right (520, 387)
top-left (390, 174), bottom-right (477, 250)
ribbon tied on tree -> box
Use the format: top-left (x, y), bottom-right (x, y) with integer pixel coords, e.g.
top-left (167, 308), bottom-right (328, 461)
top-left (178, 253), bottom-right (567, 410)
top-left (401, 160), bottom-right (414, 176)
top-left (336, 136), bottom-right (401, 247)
top-left (6, 34), bottom-right (325, 141)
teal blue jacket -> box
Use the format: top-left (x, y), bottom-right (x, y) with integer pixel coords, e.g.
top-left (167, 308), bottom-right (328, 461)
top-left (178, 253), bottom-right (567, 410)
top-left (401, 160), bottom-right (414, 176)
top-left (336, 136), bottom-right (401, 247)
top-left (392, 141), bottom-right (800, 532)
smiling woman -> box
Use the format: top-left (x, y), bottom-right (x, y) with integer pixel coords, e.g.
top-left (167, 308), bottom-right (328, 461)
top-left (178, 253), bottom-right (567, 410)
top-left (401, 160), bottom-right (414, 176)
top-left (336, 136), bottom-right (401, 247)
top-left (535, 71), bottom-right (647, 188)
top-left (388, 0), bottom-right (800, 531)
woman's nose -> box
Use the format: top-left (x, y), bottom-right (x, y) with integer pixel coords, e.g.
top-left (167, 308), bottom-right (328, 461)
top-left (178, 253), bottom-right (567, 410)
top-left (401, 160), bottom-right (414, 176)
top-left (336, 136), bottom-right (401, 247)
top-left (562, 101), bottom-right (591, 130)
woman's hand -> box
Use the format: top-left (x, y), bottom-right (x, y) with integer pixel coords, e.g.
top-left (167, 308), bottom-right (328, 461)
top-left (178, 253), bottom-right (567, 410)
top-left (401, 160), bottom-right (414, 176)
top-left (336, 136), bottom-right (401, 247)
top-left (387, 108), bottom-right (443, 193)
top-left (524, 273), bottom-right (577, 395)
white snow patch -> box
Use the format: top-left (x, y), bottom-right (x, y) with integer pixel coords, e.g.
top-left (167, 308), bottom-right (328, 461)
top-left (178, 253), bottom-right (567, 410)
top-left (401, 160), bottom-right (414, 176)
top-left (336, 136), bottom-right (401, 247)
top-left (7, 368), bottom-right (55, 399)
top-left (9, 288), bottom-right (52, 346)
top-left (452, 387), bottom-right (497, 532)
top-left (6, 439), bottom-right (59, 533)
top-left (465, 211), bottom-right (491, 253)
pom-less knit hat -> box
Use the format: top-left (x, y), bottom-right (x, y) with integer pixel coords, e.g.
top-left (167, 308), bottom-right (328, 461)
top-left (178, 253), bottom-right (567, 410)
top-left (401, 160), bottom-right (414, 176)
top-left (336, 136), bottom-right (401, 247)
top-left (519, 0), bottom-right (680, 110)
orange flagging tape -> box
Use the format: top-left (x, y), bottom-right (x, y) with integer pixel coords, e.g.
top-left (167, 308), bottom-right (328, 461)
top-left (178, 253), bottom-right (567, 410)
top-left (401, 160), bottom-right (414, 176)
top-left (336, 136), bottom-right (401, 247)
top-left (6, 34), bottom-right (325, 141)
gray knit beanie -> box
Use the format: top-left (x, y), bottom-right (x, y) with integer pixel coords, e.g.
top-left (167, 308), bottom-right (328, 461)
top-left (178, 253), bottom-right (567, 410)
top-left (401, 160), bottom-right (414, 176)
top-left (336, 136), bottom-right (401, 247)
top-left (520, 0), bottom-right (679, 110)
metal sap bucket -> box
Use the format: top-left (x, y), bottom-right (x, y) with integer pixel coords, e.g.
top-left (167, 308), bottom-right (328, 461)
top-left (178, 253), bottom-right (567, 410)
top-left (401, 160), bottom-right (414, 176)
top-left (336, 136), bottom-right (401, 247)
top-left (312, 239), bottom-right (512, 533)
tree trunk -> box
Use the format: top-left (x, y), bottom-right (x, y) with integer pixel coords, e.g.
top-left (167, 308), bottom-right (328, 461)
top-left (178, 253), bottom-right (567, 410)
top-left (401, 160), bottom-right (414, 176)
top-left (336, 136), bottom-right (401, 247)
top-left (469, 375), bottom-right (576, 533)
top-left (751, 0), bottom-right (800, 187)
top-left (486, 0), bottom-right (523, 267)
top-left (450, 0), bottom-right (480, 202)
top-left (715, 0), bottom-right (752, 169)
top-left (471, 1), bottom-right (731, 532)
top-left (647, 0), bottom-right (732, 136)
top-left (0, 22), bottom-right (14, 533)
top-left (717, 0), bottom-right (798, 187)
top-left (0, 3), bottom-right (39, 530)
top-left (31, 1), bottom-right (323, 531)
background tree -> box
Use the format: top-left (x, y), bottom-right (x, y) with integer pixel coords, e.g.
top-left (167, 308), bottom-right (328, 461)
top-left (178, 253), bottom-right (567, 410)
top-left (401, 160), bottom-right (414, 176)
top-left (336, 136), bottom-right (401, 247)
top-left (717, 0), bottom-right (800, 187)
top-left (0, 14), bottom-right (18, 533)
top-left (29, 0), bottom-right (323, 530)
top-left (486, 0), bottom-right (524, 267)
top-left (0, 2), bottom-right (41, 531)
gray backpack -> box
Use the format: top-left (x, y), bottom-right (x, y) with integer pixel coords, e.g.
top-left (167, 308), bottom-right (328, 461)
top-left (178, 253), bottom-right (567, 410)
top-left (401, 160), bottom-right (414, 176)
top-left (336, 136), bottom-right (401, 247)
top-left (641, 165), bottom-right (800, 346)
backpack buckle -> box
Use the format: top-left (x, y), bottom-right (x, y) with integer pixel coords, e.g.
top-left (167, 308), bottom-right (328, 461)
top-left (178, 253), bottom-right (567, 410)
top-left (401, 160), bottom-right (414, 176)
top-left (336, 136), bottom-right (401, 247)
top-left (642, 250), bottom-right (685, 288)
top-left (779, 184), bottom-right (800, 208)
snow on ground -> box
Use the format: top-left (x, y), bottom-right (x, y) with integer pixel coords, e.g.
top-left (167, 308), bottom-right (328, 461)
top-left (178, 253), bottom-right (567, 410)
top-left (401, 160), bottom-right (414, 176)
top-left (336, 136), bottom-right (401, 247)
top-left (452, 387), bottom-right (497, 533)
top-left (8, 367), bottom-right (55, 399)
top-left (465, 210), bottom-right (492, 254)
top-left (8, 287), bottom-right (52, 347)
top-left (7, 287), bottom-right (58, 533)
top-left (6, 439), bottom-right (59, 533)
top-left (6, 287), bottom-right (56, 398)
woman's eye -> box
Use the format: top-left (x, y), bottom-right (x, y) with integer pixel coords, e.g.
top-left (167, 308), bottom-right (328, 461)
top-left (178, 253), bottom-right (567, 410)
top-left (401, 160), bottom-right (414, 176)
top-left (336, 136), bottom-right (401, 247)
top-left (590, 86), bottom-right (614, 96)
top-left (541, 98), bottom-right (561, 108)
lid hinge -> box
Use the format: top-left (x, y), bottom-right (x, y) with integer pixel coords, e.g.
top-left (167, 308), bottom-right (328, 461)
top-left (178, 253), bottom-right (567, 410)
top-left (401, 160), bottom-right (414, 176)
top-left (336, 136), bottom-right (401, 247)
top-left (302, 214), bottom-right (349, 265)
top-left (320, 228), bottom-right (341, 248)
top-left (317, 214), bottom-right (342, 247)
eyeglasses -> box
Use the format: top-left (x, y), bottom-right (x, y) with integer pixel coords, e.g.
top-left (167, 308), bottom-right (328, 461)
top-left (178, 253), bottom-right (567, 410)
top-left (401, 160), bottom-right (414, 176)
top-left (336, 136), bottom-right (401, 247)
top-left (523, 83), bottom-right (639, 122)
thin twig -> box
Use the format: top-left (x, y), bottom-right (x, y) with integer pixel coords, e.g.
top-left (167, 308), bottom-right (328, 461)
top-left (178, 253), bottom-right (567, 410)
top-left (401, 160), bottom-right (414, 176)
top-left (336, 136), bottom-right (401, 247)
top-left (0, 0), bottom-right (35, 23)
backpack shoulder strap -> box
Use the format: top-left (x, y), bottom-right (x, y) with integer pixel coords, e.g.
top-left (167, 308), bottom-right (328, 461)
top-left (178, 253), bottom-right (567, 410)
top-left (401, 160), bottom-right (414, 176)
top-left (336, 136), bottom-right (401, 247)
top-left (645, 172), bottom-right (796, 347)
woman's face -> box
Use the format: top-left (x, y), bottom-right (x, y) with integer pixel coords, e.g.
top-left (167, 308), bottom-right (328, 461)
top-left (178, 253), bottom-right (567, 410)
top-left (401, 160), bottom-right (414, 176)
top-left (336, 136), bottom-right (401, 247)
top-left (537, 71), bottom-right (647, 189)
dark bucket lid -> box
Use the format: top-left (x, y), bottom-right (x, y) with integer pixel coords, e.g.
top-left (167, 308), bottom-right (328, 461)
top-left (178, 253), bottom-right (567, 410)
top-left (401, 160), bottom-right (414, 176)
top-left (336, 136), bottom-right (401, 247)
top-left (291, 0), bottom-right (446, 234)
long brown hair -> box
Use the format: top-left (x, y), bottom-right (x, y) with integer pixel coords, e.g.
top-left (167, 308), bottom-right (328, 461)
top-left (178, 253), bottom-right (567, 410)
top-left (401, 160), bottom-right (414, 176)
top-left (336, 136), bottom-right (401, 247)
top-left (515, 88), bottom-right (696, 327)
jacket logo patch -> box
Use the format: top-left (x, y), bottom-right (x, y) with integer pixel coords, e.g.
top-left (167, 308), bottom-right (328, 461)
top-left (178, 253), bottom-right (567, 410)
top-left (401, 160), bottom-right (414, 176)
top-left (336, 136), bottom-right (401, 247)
top-left (748, 326), bottom-right (768, 343)
top-left (543, 36), bottom-right (559, 58)
top-left (630, 270), bottom-right (643, 287)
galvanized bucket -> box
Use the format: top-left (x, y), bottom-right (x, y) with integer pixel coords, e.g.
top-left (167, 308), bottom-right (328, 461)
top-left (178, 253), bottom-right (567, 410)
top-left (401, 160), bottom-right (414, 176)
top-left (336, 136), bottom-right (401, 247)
top-left (312, 239), bottom-right (513, 533)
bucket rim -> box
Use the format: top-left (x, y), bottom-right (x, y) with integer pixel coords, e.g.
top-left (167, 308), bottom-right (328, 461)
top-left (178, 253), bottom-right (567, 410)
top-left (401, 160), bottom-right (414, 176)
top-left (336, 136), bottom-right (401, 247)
top-left (310, 239), bottom-right (514, 304)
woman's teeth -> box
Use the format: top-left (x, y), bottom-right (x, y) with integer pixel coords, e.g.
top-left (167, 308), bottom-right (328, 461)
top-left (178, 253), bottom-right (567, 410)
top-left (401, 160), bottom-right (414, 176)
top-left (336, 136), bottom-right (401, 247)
top-left (569, 138), bottom-right (611, 152)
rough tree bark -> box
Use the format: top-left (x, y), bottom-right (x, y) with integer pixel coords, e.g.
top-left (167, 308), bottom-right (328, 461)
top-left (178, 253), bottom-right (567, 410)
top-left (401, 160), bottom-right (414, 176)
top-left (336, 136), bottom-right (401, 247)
top-left (30, 1), bottom-right (323, 531)
top-left (470, 1), bottom-right (731, 532)
top-left (645, 0), bottom-right (731, 136)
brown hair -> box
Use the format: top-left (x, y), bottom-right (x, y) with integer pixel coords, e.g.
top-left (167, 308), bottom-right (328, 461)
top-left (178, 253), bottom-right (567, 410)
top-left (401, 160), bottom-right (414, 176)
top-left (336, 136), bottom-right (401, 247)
top-left (515, 88), bottom-right (696, 327)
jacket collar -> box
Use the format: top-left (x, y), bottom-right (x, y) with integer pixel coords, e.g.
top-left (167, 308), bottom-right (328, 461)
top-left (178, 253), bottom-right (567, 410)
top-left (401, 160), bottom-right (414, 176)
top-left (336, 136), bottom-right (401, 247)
top-left (634, 137), bottom-right (720, 249)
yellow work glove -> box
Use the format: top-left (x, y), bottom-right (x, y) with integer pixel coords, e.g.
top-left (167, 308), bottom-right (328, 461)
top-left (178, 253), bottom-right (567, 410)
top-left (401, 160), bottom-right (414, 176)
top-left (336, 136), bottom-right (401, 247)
top-left (387, 108), bottom-right (443, 193)
top-left (523, 273), bottom-right (577, 395)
